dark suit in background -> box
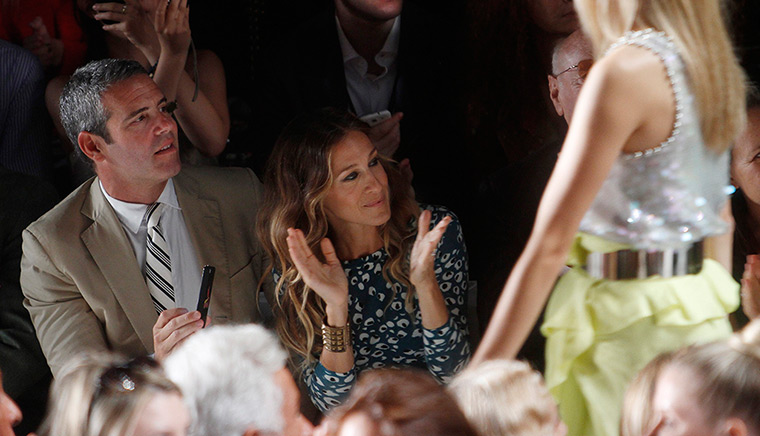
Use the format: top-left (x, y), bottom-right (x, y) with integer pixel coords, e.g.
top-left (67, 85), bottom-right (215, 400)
top-left (248, 2), bottom-right (467, 216)
top-left (0, 169), bottom-right (57, 435)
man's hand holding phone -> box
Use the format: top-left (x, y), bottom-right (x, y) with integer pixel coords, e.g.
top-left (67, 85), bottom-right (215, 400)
top-left (153, 265), bottom-right (215, 360)
top-left (152, 308), bottom-right (203, 360)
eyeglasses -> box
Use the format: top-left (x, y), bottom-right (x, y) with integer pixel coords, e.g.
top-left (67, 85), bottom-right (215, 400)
top-left (553, 59), bottom-right (594, 80)
top-left (94, 356), bottom-right (159, 397)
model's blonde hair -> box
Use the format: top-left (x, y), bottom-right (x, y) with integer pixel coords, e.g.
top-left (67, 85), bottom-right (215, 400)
top-left (38, 352), bottom-right (180, 436)
top-left (448, 360), bottom-right (561, 436)
top-left (574, 0), bottom-right (746, 151)
top-left (257, 108), bottom-right (419, 369)
top-left (620, 352), bottom-right (673, 436)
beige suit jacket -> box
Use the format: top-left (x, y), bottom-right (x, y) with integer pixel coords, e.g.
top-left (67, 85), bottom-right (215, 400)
top-left (20, 166), bottom-right (272, 377)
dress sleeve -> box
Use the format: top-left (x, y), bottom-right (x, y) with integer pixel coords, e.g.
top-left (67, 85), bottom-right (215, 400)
top-left (422, 206), bottom-right (471, 382)
top-left (304, 360), bottom-right (357, 413)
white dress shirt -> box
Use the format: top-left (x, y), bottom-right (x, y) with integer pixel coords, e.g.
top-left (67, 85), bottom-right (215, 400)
top-left (336, 15), bottom-right (401, 116)
top-left (100, 179), bottom-right (201, 311)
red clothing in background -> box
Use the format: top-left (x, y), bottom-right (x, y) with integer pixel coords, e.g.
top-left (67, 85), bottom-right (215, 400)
top-left (0, 0), bottom-right (86, 75)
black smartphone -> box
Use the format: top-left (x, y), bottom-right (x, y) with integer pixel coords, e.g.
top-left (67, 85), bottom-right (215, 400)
top-left (196, 265), bottom-right (215, 326)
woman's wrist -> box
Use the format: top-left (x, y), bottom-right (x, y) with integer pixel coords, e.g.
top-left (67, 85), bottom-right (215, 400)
top-left (411, 276), bottom-right (439, 294)
top-left (325, 302), bottom-right (349, 327)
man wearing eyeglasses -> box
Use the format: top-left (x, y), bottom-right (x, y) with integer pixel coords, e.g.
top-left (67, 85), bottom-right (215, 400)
top-left (548, 30), bottom-right (594, 125)
top-left (20, 59), bottom-right (272, 379)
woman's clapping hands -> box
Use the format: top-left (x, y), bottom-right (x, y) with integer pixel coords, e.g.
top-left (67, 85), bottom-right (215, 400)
top-left (409, 209), bottom-right (451, 288)
top-left (286, 228), bottom-right (349, 323)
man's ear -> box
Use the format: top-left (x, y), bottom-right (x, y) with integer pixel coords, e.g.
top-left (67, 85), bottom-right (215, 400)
top-left (548, 75), bottom-right (564, 117)
top-left (77, 131), bottom-right (107, 163)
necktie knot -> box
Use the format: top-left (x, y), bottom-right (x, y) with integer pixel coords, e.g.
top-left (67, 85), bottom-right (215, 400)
top-left (146, 202), bottom-right (166, 230)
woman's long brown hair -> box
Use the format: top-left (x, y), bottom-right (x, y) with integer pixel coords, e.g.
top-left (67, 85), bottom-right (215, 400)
top-left (257, 108), bottom-right (419, 368)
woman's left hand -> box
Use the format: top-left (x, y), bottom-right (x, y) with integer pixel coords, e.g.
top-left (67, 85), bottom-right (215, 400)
top-left (741, 254), bottom-right (760, 319)
top-left (409, 210), bottom-right (451, 288)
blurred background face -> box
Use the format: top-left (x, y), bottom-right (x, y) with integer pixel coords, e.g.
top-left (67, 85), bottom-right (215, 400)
top-left (336, 413), bottom-right (379, 436)
top-left (731, 107), bottom-right (760, 206)
top-left (650, 365), bottom-right (714, 436)
top-left (130, 392), bottom-right (189, 436)
top-left (549, 31), bottom-right (594, 124)
top-left (0, 374), bottom-right (21, 436)
top-left (528, 0), bottom-right (579, 35)
top-left (274, 369), bottom-right (314, 436)
top-left (335, 0), bottom-right (403, 23)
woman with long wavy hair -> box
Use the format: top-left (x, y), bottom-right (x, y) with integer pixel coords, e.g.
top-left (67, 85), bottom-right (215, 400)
top-left (257, 108), bottom-right (470, 413)
top-left (472, 0), bottom-right (746, 435)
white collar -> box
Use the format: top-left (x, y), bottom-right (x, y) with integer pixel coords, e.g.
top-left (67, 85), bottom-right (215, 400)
top-left (100, 179), bottom-right (180, 234)
top-left (336, 15), bottom-right (401, 66)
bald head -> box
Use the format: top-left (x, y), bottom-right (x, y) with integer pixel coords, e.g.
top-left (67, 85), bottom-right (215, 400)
top-left (548, 30), bottom-right (594, 125)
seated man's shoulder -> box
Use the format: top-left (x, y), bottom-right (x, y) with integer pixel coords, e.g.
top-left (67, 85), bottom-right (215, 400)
top-left (26, 178), bottom-right (96, 241)
top-left (175, 166), bottom-right (262, 205)
top-left (177, 165), bottom-right (259, 189)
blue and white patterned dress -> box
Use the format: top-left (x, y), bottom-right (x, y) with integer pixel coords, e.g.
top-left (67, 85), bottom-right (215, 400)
top-left (302, 204), bottom-right (470, 412)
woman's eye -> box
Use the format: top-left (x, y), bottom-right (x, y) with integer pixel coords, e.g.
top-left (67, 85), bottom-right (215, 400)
top-left (369, 157), bottom-right (379, 167)
top-left (343, 171), bottom-right (358, 181)
top-left (133, 114), bottom-right (146, 123)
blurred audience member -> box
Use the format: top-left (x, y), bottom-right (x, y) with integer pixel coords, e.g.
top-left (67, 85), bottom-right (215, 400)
top-left (0, 168), bottom-right (58, 434)
top-left (0, 0), bottom-right (86, 76)
top-left (258, 108), bottom-right (469, 412)
top-left (449, 360), bottom-right (566, 436)
top-left (732, 95), bottom-right (760, 324)
top-left (548, 30), bottom-right (593, 125)
top-left (0, 370), bottom-right (23, 436)
top-left (619, 352), bottom-right (672, 436)
top-left (646, 320), bottom-right (760, 436)
top-left (250, 0), bottom-right (466, 212)
top-left (164, 324), bottom-right (314, 436)
top-left (467, 0), bottom-right (580, 345)
top-left (38, 353), bottom-right (189, 436)
top-left (0, 39), bottom-right (51, 178)
top-left (473, 28), bottom-right (591, 368)
top-left (318, 368), bottom-right (478, 436)
top-left (47, 0), bottom-right (229, 163)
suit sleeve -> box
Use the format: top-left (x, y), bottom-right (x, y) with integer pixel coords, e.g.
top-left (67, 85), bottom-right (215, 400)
top-left (20, 228), bottom-right (108, 378)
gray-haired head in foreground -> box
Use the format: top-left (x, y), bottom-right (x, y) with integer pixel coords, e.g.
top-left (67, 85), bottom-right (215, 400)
top-left (59, 59), bottom-right (147, 165)
top-left (163, 324), bottom-right (289, 436)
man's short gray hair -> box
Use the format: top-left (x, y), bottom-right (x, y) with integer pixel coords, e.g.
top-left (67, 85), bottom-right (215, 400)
top-left (163, 324), bottom-right (289, 436)
top-left (59, 58), bottom-right (147, 166)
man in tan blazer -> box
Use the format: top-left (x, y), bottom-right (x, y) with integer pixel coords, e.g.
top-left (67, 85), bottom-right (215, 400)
top-left (20, 59), bottom-right (270, 378)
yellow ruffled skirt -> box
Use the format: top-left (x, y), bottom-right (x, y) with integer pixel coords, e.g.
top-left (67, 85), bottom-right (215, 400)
top-left (541, 234), bottom-right (739, 436)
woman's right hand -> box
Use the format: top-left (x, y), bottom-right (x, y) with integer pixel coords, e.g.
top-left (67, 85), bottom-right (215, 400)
top-left (287, 228), bottom-right (349, 325)
top-left (94, 0), bottom-right (159, 55)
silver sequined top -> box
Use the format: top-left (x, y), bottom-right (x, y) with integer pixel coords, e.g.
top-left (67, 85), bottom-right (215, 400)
top-left (579, 29), bottom-right (730, 250)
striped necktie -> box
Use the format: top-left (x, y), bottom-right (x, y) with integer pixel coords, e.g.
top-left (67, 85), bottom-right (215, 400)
top-left (144, 202), bottom-right (175, 313)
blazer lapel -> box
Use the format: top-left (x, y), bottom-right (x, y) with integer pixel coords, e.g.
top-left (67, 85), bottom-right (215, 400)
top-left (80, 179), bottom-right (156, 353)
top-left (173, 172), bottom-right (232, 320)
